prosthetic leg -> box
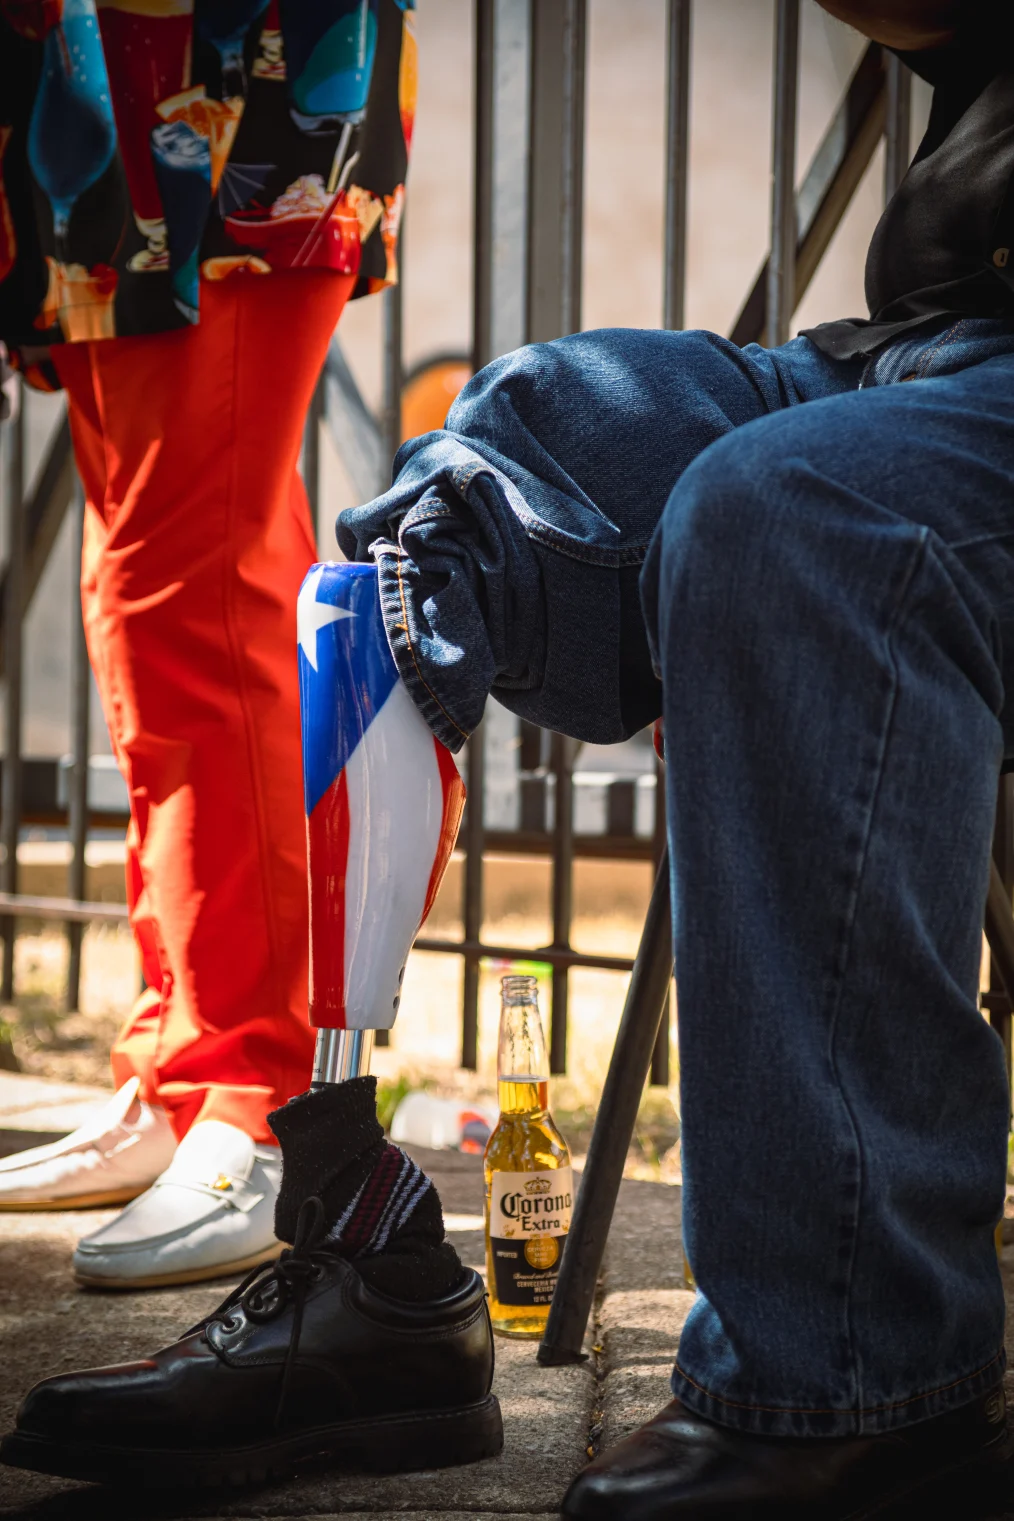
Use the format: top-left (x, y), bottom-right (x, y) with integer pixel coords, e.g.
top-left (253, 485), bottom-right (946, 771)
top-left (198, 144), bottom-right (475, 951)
top-left (297, 561), bottom-right (465, 1088)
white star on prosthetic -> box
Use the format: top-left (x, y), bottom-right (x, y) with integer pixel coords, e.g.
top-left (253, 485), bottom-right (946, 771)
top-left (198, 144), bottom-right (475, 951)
top-left (297, 566), bottom-right (355, 671)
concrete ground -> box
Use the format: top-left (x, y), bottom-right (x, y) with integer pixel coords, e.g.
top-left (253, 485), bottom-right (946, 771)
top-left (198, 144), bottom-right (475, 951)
top-left (2, 1078), bottom-right (1014, 1520)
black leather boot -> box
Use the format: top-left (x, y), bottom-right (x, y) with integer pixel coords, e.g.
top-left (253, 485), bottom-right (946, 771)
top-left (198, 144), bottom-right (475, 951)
top-left (562, 1389), bottom-right (1013, 1520)
top-left (0, 1200), bottom-right (502, 1489)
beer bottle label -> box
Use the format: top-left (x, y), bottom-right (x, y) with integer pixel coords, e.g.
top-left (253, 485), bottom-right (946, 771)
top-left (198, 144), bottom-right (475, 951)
top-left (488, 1166), bottom-right (574, 1307)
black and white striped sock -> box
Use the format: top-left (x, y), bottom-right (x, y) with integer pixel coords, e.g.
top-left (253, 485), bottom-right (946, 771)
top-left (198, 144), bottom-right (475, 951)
top-left (269, 1078), bottom-right (465, 1303)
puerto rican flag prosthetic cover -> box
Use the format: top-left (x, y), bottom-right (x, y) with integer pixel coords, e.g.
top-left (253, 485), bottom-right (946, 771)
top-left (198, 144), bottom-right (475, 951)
top-left (297, 562), bottom-right (465, 1030)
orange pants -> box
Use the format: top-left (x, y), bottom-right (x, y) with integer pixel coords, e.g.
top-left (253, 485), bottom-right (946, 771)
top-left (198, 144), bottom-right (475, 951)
top-left (54, 271), bottom-right (354, 1143)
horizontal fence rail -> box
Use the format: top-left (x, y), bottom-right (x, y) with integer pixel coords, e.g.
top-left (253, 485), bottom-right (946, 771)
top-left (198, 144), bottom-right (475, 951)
top-left (0, 893), bottom-right (128, 926)
top-left (0, 11), bottom-right (922, 1081)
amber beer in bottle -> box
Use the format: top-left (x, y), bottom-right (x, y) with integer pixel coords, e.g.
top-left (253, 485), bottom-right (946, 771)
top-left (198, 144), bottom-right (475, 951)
top-left (484, 974), bottom-right (573, 1336)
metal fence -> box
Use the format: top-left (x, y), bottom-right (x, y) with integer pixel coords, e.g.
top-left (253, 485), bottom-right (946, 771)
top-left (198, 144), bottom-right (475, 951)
top-left (0, 1), bottom-right (924, 1079)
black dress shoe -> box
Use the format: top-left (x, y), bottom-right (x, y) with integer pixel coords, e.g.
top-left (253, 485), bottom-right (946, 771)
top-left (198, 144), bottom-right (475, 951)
top-left (0, 1198), bottom-right (502, 1489)
top-left (562, 1389), bottom-right (1013, 1520)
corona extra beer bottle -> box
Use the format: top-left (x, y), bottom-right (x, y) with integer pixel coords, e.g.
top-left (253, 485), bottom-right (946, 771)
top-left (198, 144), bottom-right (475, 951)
top-left (484, 975), bottom-right (573, 1337)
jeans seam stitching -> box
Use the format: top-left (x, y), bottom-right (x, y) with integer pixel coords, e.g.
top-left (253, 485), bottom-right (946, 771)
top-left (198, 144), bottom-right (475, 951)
top-left (392, 550), bottom-right (469, 742)
top-left (823, 527), bottom-right (931, 1422)
top-left (672, 1347), bottom-right (1003, 1417)
top-left (402, 504), bottom-right (459, 527)
top-left (913, 318), bottom-right (970, 379)
top-left (945, 526), bottom-right (1014, 552)
top-left (522, 518), bottom-right (649, 567)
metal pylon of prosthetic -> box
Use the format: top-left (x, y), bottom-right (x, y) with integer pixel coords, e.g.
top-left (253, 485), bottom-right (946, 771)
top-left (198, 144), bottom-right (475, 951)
top-left (298, 561), bottom-right (465, 1091)
top-left (312, 1028), bottom-right (375, 1086)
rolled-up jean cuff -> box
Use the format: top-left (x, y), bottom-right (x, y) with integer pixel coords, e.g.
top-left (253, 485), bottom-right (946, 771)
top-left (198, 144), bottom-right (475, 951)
top-left (373, 544), bottom-right (475, 753)
top-left (670, 1347), bottom-right (1006, 1439)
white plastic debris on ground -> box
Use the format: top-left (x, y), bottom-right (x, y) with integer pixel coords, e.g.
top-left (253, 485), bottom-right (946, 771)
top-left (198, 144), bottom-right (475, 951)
top-left (390, 1091), bottom-right (499, 1153)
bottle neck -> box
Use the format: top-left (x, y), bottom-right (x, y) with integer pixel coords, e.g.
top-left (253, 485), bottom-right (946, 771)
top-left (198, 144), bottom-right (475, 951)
top-left (497, 1002), bottom-right (550, 1089)
top-left (497, 1076), bottom-right (549, 1115)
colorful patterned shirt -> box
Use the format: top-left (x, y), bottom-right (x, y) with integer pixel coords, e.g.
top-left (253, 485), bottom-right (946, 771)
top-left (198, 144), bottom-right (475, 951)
top-left (0, 0), bottom-right (415, 361)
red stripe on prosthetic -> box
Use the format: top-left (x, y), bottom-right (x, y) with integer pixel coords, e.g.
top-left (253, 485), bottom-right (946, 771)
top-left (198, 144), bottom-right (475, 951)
top-left (421, 739), bottom-right (465, 926)
top-left (307, 768), bottom-right (350, 1030)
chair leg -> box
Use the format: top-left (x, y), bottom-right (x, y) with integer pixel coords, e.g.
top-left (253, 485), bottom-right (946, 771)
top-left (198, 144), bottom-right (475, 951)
top-left (985, 858), bottom-right (1014, 1059)
top-left (986, 777), bottom-right (1014, 1084)
top-left (538, 850), bottom-right (674, 1366)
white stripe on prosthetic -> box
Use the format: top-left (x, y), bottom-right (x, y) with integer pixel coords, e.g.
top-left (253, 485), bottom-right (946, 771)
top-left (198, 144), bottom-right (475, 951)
top-left (342, 678), bottom-right (446, 1030)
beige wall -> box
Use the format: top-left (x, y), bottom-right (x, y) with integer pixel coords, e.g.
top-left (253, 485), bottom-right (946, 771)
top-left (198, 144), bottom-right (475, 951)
top-left (335, 1), bottom-right (926, 390)
top-left (322, 1), bottom-right (929, 538)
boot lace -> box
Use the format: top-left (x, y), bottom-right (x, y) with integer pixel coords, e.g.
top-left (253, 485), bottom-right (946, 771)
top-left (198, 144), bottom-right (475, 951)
top-left (204, 1195), bottom-right (332, 1427)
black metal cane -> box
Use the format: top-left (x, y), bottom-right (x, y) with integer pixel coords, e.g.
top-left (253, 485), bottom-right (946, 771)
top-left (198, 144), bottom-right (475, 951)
top-left (538, 850), bottom-right (674, 1365)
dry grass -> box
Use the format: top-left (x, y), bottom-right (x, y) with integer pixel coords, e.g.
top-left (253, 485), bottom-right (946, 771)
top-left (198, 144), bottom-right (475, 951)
top-left (3, 924), bottom-right (135, 1090)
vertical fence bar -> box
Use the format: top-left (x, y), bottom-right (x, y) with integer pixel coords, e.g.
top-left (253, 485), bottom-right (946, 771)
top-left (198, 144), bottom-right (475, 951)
top-left (375, 274), bottom-right (401, 1050)
top-left (380, 240), bottom-right (404, 482)
top-left (460, 0), bottom-right (498, 1071)
top-left (650, 755), bottom-right (670, 1085)
top-left (767, 0), bottom-right (800, 347)
top-left (66, 481), bottom-right (90, 1012)
top-left (375, 281), bottom-right (401, 985)
top-left (461, 722), bottom-right (485, 1069)
top-left (487, 0), bottom-right (531, 362)
top-left (1, 392), bottom-right (25, 984)
top-left (473, 0), bottom-right (496, 374)
top-left (883, 54), bottom-right (912, 204)
top-left (526, 0), bottom-right (585, 1074)
top-left (0, 387), bottom-right (24, 1063)
top-left (525, 0), bottom-right (587, 342)
top-left (663, 0), bottom-right (692, 332)
top-left (550, 732), bottom-right (574, 1074)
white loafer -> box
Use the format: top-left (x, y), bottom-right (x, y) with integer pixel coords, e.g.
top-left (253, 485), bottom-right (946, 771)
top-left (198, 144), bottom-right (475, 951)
top-left (73, 1119), bottom-right (282, 1290)
top-left (0, 1077), bottom-right (176, 1211)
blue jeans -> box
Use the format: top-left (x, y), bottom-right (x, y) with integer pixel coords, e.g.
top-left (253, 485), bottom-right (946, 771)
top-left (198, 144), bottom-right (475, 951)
top-left (338, 317), bottom-right (1014, 1437)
